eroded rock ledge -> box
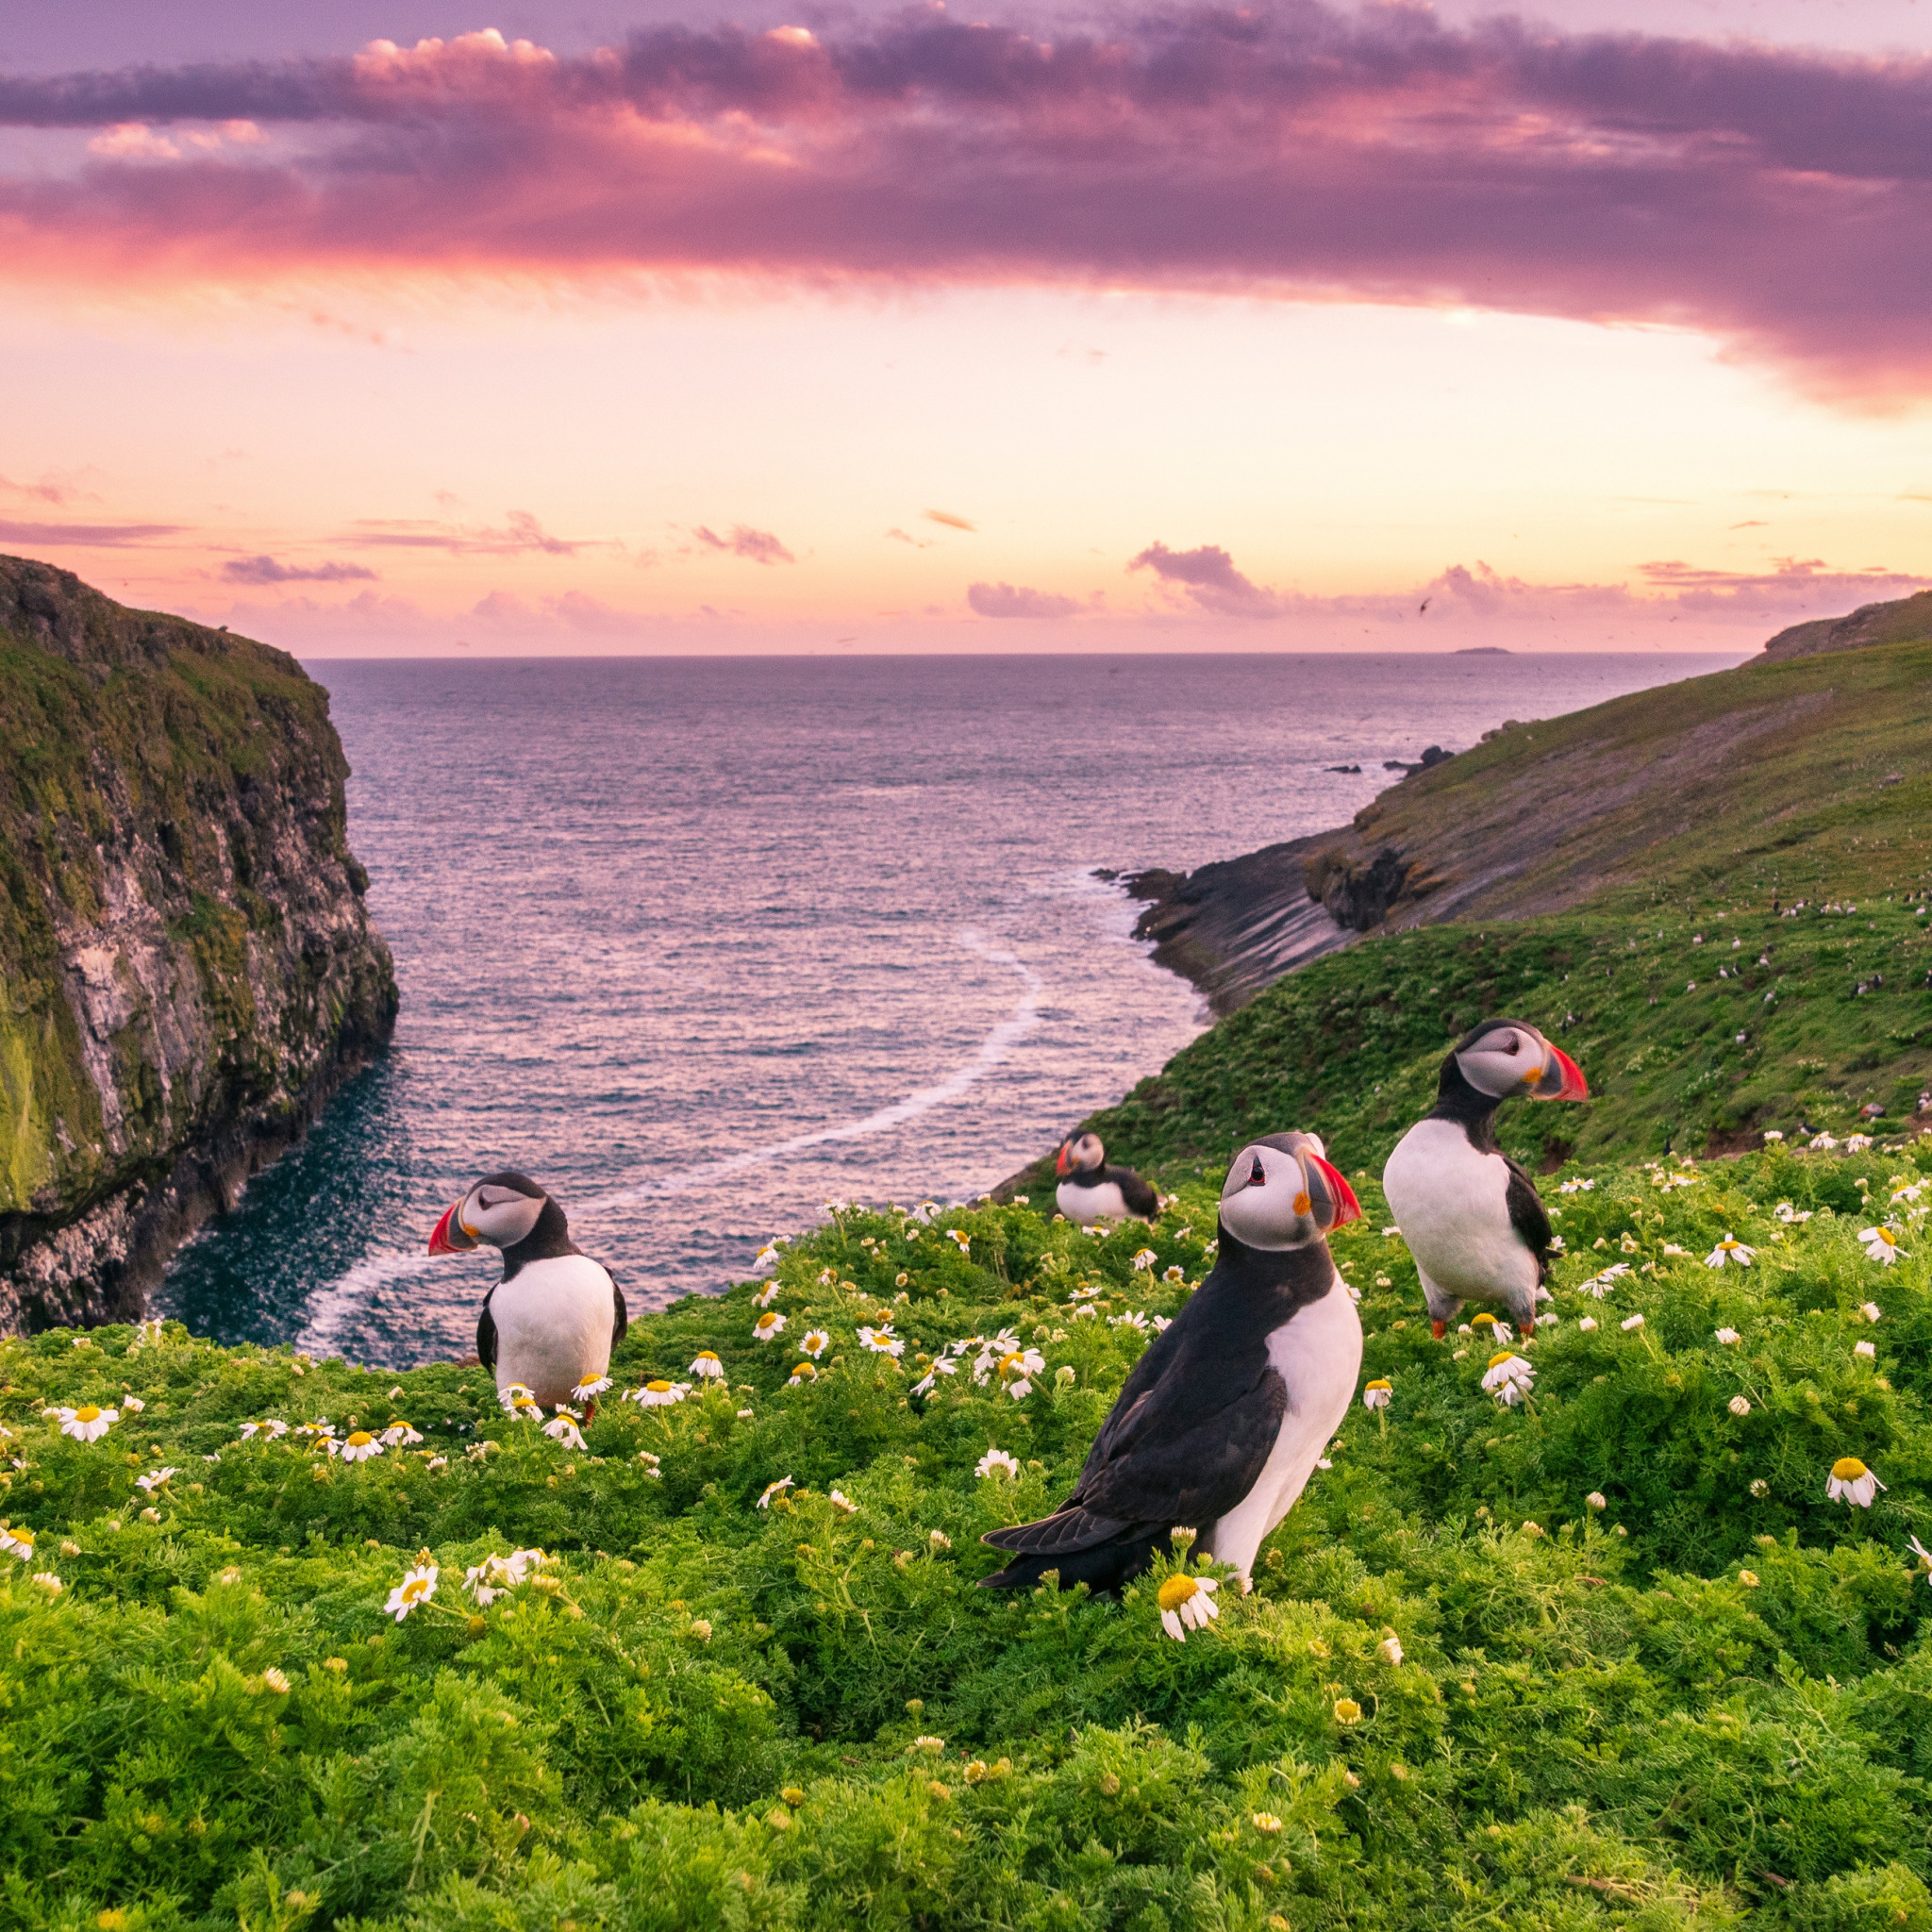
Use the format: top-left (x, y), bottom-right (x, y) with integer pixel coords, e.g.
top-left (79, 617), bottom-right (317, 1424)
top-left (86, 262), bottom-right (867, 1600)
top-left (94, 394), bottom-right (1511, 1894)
top-left (0, 558), bottom-right (397, 1332)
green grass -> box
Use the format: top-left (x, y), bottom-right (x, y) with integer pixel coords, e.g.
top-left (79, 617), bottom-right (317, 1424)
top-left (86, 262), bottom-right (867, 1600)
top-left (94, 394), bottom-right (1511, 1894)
top-left (3, 1146), bottom-right (1930, 1931)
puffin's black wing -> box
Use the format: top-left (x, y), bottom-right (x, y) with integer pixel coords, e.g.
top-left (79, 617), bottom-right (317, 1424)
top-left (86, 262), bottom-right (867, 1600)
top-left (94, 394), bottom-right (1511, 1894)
top-left (610, 1272), bottom-right (628, 1346)
top-left (1502, 1157), bottom-right (1553, 1282)
top-left (1110, 1164), bottom-right (1160, 1220)
top-left (476, 1291), bottom-right (498, 1374)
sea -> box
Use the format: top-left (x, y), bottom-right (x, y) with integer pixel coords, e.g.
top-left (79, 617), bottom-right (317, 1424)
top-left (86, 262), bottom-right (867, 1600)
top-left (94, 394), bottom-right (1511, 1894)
top-left (155, 651), bottom-right (1741, 1367)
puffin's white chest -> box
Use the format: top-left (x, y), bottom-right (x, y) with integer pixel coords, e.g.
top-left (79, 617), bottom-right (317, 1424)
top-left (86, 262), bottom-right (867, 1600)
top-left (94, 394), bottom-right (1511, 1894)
top-left (491, 1254), bottom-right (616, 1407)
top-left (1383, 1120), bottom-right (1539, 1301)
top-left (1203, 1279), bottom-right (1362, 1583)
top-left (1058, 1178), bottom-right (1130, 1223)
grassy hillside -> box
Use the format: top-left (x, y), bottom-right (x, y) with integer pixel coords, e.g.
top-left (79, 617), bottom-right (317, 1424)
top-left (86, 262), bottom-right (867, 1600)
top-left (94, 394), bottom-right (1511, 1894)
top-left (1, 1144), bottom-right (1929, 1930)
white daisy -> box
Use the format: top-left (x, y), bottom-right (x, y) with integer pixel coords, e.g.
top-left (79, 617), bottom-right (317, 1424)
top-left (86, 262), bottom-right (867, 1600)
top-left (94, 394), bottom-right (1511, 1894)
top-left (32, 1574), bottom-right (61, 1593)
top-left (543, 1411), bottom-right (588, 1451)
top-left (1109, 1310), bottom-right (1150, 1331)
top-left (858, 1325), bottom-right (905, 1357)
top-left (829, 1489), bottom-right (858, 1515)
top-left (629, 1379), bottom-right (691, 1407)
top-left (1558, 1177), bottom-right (1596, 1194)
top-left (1586, 1491), bottom-right (1606, 1510)
top-left (1162, 1265), bottom-right (1185, 1284)
top-left (976, 1447), bottom-right (1021, 1479)
top-left (570, 1374), bottom-right (612, 1403)
top-left (46, 1404), bottom-right (117, 1443)
top-left (689, 1351), bottom-right (725, 1380)
top-left (1377, 1635), bottom-right (1405, 1664)
top-left (465, 1547), bottom-right (549, 1606)
top-left (0, 1525), bottom-right (38, 1561)
top-left (1861, 1302), bottom-right (1883, 1324)
top-left (756, 1476), bottom-right (794, 1509)
top-left (754, 1283), bottom-right (781, 1309)
top-left (1855, 1341), bottom-right (1876, 1360)
top-left (996, 1347), bottom-right (1046, 1400)
top-left (1826, 1457), bottom-right (1885, 1506)
top-left (946, 1229), bottom-right (971, 1255)
top-left (1131, 1249), bottom-right (1158, 1272)
top-left (134, 1467), bottom-right (180, 1491)
top-left (384, 1563), bottom-right (439, 1620)
top-left (799, 1330), bottom-right (830, 1358)
top-left (1715, 1327), bottom-right (1740, 1344)
top-left (383, 1422), bottom-right (425, 1446)
top-left (331, 1430), bottom-right (385, 1463)
top-left (240, 1419), bottom-right (289, 1441)
top-left (909, 1357), bottom-right (957, 1396)
top-left (1706, 1236), bottom-right (1755, 1268)
top-left (498, 1382), bottom-right (538, 1413)
top-left (752, 1311), bottom-right (787, 1343)
top-left (1361, 1379), bottom-right (1392, 1410)
top-left (122, 1397), bottom-right (145, 1414)
top-left (1157, 1572), bottom-right (1220, 1642)
top-left (1481, 1352), bottom-right (1534, 1406)
top-left (788, 1361), bottom-right (819, 1386)
top-left (1622, 1313), bottom-right (1646, 1331)
top-left (1728, 1395), bottom-right (1752, 1417)
top-left (1859, 1226), bottom-right (1908, 1265)
top-left (503, 1389), bottom-right (543, 1423)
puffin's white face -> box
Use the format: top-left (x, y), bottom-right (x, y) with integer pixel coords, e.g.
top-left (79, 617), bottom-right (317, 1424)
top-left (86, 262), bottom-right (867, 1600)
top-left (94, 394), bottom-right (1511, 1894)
top-left (1056, 1133), bottom-right (1105, 1176)
top-left (1454, 1021), bottom-right (1590, 1102)
top-left (428, 1176), bottom-right (546, 1255)
top-left (1218, 1134), bottom-right (1361, 1250)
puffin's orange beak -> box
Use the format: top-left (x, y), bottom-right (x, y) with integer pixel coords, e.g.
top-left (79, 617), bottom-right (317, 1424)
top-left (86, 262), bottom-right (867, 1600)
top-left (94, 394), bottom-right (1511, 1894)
top-left (1537, 1045), bottom-right (1590, 1102)
top-left (427, 1201), bottom-right (474, 1256)
top-left (1308, 1153), bottom-right (1362, 1229)
top-left (1055, 1143), bottom-right (1073, 1176)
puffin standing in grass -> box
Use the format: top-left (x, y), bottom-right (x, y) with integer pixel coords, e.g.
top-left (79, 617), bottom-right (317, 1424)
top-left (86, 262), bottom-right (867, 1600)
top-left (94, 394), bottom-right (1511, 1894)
top-left (1055, 1131), bottom-right (1159, 1223)
top-left (982, 1131), bottom-right (1362, 1594)
top-left (1381, 1019), bottom-right (1589, 1341)
top-left (428, 1172), bottom-right (626, 1410)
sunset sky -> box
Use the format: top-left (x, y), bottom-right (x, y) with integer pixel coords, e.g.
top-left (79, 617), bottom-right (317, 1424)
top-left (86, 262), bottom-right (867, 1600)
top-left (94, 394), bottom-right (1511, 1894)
top-left (4, 0), bottom-right (1929, 654)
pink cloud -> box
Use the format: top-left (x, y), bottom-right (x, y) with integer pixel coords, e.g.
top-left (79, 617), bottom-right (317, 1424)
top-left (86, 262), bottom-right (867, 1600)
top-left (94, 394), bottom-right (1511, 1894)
top-left (0, 9), bottom-right (1928, 398)
top-left (968, 580), bottom-right (1081, 618)
top-left (0, 517), bottom-right (184, 546)
top-left (220, 554), bottom-right (375, 584)
top-left (695, 525), bottom-right (795, 564)
top-left (1129, 541), bottom-right (1278, 618)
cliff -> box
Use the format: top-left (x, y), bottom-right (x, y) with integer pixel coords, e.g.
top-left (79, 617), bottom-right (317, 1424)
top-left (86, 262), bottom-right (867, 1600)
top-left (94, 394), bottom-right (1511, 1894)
top-left (0, 557), bottom-right (397, 1333)
top-left (1760, 587), bottom-right (1932, 661)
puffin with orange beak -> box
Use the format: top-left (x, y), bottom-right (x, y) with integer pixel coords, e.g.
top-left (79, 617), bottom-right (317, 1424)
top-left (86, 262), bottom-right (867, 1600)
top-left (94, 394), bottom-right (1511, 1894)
top-left (1054, 1131), bottom-right (1159, 1224)
top-left (428, 1172), bottom-right (626, 1411)
top-left (1382, 1019), bottom-right (1589, 1341)
top-left (982, 1131), bottom-right (1362, 1594)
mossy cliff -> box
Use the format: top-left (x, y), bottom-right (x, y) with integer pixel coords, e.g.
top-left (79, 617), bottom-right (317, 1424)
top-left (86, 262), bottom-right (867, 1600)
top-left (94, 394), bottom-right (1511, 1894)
top-left (0, 557), bottom-right (396, 1333)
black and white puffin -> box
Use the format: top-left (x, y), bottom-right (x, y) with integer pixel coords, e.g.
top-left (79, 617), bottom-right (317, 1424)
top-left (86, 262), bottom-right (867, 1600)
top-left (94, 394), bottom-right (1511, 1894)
top-left (427, 1172), bottom-right (627, 1409)
top-left (1054, 1131), bottom-right (1159, 1223)
top-left (1381, 1019), bottom-right (1589, 1341)
top-left (982, 1132), bottom-right (1362, 1594)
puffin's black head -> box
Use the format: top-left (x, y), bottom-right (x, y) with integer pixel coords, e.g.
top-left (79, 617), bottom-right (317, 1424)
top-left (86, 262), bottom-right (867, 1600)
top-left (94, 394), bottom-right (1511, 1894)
top-left (1441, 1019), bottom-right (1589, 1111)
top-left (427, 1172), bottom-right (556, 1255)
top-left (1055, 1132), bottom-right (1105, 1177)
top-left (1217, 1131), bottom-right (1361, 1251)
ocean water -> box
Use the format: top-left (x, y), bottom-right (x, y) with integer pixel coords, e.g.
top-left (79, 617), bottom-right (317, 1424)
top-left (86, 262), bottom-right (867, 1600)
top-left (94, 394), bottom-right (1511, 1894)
top-left (156, 651), bottom-right (1740, 1366)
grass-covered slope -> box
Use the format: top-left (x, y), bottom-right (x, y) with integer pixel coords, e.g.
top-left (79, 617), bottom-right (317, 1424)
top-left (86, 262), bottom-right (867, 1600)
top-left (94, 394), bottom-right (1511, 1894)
top-left (3, 1144), bottom-right (1930, 1931)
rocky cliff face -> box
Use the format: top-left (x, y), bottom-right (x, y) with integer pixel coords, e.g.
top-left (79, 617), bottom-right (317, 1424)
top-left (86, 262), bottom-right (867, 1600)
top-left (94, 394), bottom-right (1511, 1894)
top-left (0, 558), bottom-right (397, 1333)
top-left (1760, 589), bottom-right (1932, 661)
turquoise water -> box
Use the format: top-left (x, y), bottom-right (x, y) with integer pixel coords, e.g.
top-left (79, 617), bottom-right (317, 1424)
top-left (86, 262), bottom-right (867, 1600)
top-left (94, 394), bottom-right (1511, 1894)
top-left (155, 651), bottom-right (1740, 1366)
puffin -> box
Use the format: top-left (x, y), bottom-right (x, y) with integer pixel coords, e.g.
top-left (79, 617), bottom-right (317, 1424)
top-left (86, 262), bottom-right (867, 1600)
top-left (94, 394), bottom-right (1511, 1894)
top-left (1381, 1019), bottom-right (1589, 1341)
top-left (982, 1131), bottom-right (1362, 1594)
top-left (427, 1172), bottom-right (627, 1409)
top-left (1054, 1131), bottom-right (1159, 1223)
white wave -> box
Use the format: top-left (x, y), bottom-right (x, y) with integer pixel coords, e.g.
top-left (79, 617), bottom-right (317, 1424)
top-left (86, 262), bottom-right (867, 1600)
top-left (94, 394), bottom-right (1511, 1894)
top-left (296, 928), bottom-right (1044, 1349)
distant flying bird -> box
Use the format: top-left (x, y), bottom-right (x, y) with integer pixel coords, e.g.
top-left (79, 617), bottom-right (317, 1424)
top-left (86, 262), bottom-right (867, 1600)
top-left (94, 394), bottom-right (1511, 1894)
top-left (981, 1132), bottom-right (1362, 1593)
top-left (428, 1173), bottom-right (626, 1410)
top-left (1055, 1132), bottom-right (1158, 1223)
top-left (1382, 1020), bottom-right (1589, 1339)
top-left (1419, 597), bottom-right (1431, 613)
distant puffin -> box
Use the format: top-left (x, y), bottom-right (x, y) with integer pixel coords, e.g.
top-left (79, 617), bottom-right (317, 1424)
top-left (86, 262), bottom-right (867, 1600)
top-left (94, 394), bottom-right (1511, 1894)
top-left (1055, 1131), bottom-right (1159, 1223)
top-left (1381, 1019), bottom-right (1589, 1341)
top-left (982, 1132), bottom-right (1362, 1593)
top-left (427, 1172), bottom-right (627, 1409)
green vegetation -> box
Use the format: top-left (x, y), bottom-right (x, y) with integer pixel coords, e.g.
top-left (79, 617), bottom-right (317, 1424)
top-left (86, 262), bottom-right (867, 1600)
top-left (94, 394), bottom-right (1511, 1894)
top-left (3, 1142), bottom-right (1930, 1930)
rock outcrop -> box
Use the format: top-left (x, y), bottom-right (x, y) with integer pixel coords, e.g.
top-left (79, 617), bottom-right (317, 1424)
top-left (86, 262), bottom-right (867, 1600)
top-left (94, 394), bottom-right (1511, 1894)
top-left (1760, 589), bottom-right (1932, 661)
top-left (0, 558), bottom-right (397, 1333)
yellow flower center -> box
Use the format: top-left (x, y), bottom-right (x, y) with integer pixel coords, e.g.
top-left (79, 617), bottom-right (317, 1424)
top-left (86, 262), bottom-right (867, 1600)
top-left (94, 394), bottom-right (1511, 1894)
top-left (1472, 1313), bottom-right (1495, 1327)
top-left (758, 1314), bottom-right (776, 1327)
top-left (1878, 1230), bottom-right (1897, 1246)
top-left (1831, 1457), bottom-right (1869, 1480)
top-left (791, 1363), bottom-right (816, 1379)
top-left (401, 1576), bottom-right (431, 1602)
top-left (696, 1352), bottom-right (719, 1362)
top-left (1157, 1574), bottom-right (1199, 1611)
top-left (11, 1529), bottom-right (33, 1548)
top-left (1334, 1698), bottom-right (1363, 1724)
top-left (1366, 1378), bottom-right (1391, 1391)
top-left (347, 1432), bottom-right (375, 1447)
top-left (1488, 1352), bottom-right (1517, 1370)
top-left (999, 1353), bottom-right (1025, 1377)
top-left (75, 1406), bottom-right (101, 1423)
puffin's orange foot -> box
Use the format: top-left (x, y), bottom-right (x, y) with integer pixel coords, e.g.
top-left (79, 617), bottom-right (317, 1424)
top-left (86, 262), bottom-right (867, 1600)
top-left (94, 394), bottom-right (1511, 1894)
top-left (1518, 1318), bottom-right (1535, 1340)
top-left (1431, 1320), bottom-right (1447, 1341)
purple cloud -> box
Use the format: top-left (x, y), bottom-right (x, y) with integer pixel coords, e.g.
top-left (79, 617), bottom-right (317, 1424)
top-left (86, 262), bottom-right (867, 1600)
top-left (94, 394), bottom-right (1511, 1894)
top-left (0, 518), bottom-right (183, 546)
top-left (0, 11), bottom-right (1926, 396)
top-left (338, 510), bottom-right (583, 556)
top-left (968, 580), bottom-right (1080, 618)
top-left (1129, 542), bottom-right (1279, 618)
top-left (220, 554), bottom-right (376, 584)
top-left (695, 525), bottom-right (795, 565)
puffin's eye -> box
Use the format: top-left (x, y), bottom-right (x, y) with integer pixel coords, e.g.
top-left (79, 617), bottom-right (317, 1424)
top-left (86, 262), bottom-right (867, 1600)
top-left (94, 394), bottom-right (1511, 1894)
top-left (1499, 1034), bottom-right (1519, 1055)
top-left (1246, 1155), bottom-right (1267, 1188)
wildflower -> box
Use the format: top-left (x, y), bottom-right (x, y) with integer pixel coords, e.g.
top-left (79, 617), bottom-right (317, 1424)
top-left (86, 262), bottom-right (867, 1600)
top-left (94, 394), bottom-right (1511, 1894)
top-left (0, 1525), bottom-right (37, 1560)
top-left (1909, 1534), bottom-right (1932, 1578)
top-left (1764, 1129), bottom-right (1785, 1141)
top-left (1586, 1491), bottom-right (1607, 1510)
top-left (1157, 1572), bottom-right (1220, 1641)
top-left (1620, 1234), bottom-right (1641, 1253)
top-left (1825, 1457), bottom-right (1885, 1507)
top-left (122, 1397), bottom-right (145, 1414)
top-left (331, 1431), bottom-right (385, 1463)
top-left (262, 1667), bottom-right (291, 1693)
top-left (909, 1357), bottom-right (956, 1395)
top-left (132, 1317), bottom-right (166, 1347)
top-left (1861, 1302), bottom-right (1883, 1324)
top-left (757, 1476), bottom-right (794, 1509)
top-left (1131, 1249), bottom-right (1158, 1272)
top-left (1621, 1313), bottom-right (1645, 1331)
top-left (427, 1455), bottom-right (447, 1471)
top-left (946, 1229), bottom-right (971, 1255)
top-left (1706, 1236), bottom-right (1754, 1268)
top-left (1811, 1134), bottom-right (1840, 1152)
top-left (1333, 1697), bottom-right (1362, 1724)
top-left (1152, 1316), bottom-right (1173, 1333)
top-left (140, 1507), bottom-right (161, 1524)
top-left (1774, 1202), bottom-right (1812, 1224)
top-left (133, 1467), bottom-right (180, 1492)
top-left (32, 1573), bottom-right (61, 1593)
top-left (858, 1325), bottom-right (905, 1357)
top-left (754, 1282), bottom-right (780, 1309)
top-left (929, 1529), bottom-right (952, 1550)
top-left (1558, 1177), bottom-right (1595, 1194)
top-left (755, 1242), bottom-right (782, 1272)
top-left (629, 1380), bottom-right (691, 1407)
top-left (465, 1548), bottom-right (549, 1605)
top-left (1715, 1327), bottom-right (1740, 1344)
top-left (1859, 1226), bottom-right (1908, 1265)
top-left (911, 1735), bottom-right (945, 1752)
top-left (239, 1419), bottom-right (289, 1441)
top-left (789, 1361), bottom-right (819, 1386)
top-left (1750, 1478), bottom-right (1770, 1498)
top-left (1162, 1265), bottom-right (1185, 1284)
top-left (690, 1352), bottom-right (725, 1379)
top-left (1110, 1309), bottom-right (1150, 1332)
top-left (1661, 1244), bottom-right (1689, 1258)
top-left (543, 1411), bottom-right (588, 1452)
top-left (1728, 1396), bottom-right (1752, 1417)
top-left (498, 1381), bottom-right (537, 1411)
top-left (829, 1489), bottom-right (858, 1514)
top-left (1855, 1340), bottom-right (1876, 1360)
top-left (977, 1447), bottom-right (1021, 1479)
top-left (1846, 1134), bottom-right (1874, 1154)
top-left (1739, 1570), bottom-right (1760, 1589)
top-left (996, 1348), bottom-right (1046, 1399)
top-left (1254, 1812), bottom-right (1284, 1833)
top-left (752, 1311), bottom-right (787, 1343)
top-left (1377, 1635), bottom-right (1404, 1665)
top-left (1481, 1352), bottom-right (1534, 1407)
top-left (1055, 1365), bottom-right (1076, 1388)
top-left (45, 1405), bottom-right (117, 1442)
top-left (1362, 1379), bottom-right (1392, 1410)
top-left (570, 1374), bottom-right (612, 1403)
top-left (1577, 1317), bottom-right (1598, 1331)
top-left (384, 1563), bottom-right (439, 1621)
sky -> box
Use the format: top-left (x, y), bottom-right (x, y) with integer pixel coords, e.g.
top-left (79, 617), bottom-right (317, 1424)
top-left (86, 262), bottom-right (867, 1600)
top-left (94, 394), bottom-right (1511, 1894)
top-left (2, 0), bottom-right (1929, 654)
